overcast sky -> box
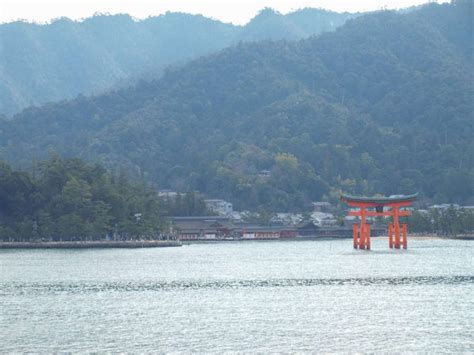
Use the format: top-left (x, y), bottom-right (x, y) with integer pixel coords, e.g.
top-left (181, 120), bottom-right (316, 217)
top-left (0, 0), bottom-right (449, 25)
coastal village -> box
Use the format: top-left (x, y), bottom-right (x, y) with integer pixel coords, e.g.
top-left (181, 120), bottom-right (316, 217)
top-left (160, 190), bottom-right (474, 241)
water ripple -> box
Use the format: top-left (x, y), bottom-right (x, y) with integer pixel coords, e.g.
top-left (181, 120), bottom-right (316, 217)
top-left (1, 275), bottom-right (472, 296)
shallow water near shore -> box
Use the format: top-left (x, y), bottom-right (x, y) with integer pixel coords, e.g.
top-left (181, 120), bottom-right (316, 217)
top-left (1, 238), bottom-right (473, 352)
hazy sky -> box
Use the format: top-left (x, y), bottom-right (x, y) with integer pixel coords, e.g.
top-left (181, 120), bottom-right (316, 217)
top-left (0, 0), bottom-right (448, 25)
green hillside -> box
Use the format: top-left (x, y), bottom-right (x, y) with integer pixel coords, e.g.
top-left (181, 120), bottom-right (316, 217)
top-left (0, 9), bottom-right (353, 116)
top-left (1, 2), bottom-right (472, 211)
top-left (0, 157), bottom-right (165, 241)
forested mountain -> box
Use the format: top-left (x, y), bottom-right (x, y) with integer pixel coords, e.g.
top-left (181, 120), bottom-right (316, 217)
top-left (1, 2), bottom-right (472, 212)
top-left (0, 157), bottom-right (165, 241)
top-left (0, 9), bottom-right (353, 116)
top-left (236, 8), bottom-right (352, 42)
top-left (0, 156), bottom-right (211, 240)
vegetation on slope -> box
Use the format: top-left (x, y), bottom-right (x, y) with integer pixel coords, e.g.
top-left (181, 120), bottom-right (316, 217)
top-left (0, 157), bottom-right (206, 241)
top-left (409, 207), bottom-right (474, 236)
top-left (0, 9), bottom-right (353, 116)
top-left (0, 2), bottom-right (472, 212)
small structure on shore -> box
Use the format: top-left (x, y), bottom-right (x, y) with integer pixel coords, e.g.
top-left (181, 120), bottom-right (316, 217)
top-left (170, 216), bottom-right (235, 240)
top-left (241, 225), bottom-right (297, 239)
top-left (169, 217), bottom-right (298, 240)
top-left (341, 193), bottom-right (418, 250)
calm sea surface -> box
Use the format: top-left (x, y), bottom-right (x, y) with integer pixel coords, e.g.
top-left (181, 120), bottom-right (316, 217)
top-left (1, 238), bottom-right (473, 352)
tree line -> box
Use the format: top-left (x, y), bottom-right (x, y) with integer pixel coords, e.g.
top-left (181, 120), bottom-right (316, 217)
top-left (408, 207), bottom-right (474, 236)
top-left (0, 157), bottom-right (206, 242)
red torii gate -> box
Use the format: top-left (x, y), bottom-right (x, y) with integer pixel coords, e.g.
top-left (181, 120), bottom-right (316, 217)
top-left (341, 194), bottom-right (418, 250)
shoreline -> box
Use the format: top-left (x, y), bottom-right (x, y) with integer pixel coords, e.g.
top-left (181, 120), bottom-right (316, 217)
top-left (177, 234), bottom-right (474, 244)
top-left (1, 234), bottom-right (471, 249)
top-left (181, 234), bottom-right (461, 244)
top-left (0, 240), bottom-right (182, 249)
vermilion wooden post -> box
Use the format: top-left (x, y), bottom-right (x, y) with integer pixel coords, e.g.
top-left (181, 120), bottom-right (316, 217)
top-left (360, 207), bottom-right (367, 249)
top-left (353, 224), bottom-right (359, 249)
top-left (402, 224), bottom-right (408, 249)
top-left (388, 223), bottom-right (393, 248)
top-left (361, 207), bottom-right (368, 249)
top-left (367, 224), bottom-right (371, 250)
top-left (359, 224), bottom-right (365, 249)
top-left (394, 207), bottom-right (400, 249)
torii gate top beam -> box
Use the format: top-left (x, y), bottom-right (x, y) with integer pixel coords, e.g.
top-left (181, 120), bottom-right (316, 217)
top-left (341, 193), bottom-right (418, 208)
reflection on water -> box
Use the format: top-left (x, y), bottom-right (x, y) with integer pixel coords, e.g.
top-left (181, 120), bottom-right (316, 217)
top-left (2, 275), bottom-right (473, 295)
top-left (1, 238), bottom-right (473, 352)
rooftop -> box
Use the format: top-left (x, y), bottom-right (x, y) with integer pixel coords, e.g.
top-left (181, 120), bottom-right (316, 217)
top-left (312, 202), bottom-right (331, 206)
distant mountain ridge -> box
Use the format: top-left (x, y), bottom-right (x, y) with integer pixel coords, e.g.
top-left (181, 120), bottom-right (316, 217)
top-left (0, 2), bottom-right (472, 210)
top-left (0, 8), bottom-right (354, 116)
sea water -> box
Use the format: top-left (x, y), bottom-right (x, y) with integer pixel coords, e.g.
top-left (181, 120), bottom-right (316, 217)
top-left (1, 238), bottom-right (472, 352)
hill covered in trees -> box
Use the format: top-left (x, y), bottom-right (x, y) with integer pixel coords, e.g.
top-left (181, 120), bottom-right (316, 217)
top-left (0, 8), bottom-right (353, 116)
top-left (0, 157), bottom-right (165, 241)
top-left (1, 2), bottom-right (472, 212)
top-left (0, 157), bottom-right (209, 241)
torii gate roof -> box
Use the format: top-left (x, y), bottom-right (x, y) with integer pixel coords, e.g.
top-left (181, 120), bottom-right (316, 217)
top-left (341, 193), bottom-right (418, 205)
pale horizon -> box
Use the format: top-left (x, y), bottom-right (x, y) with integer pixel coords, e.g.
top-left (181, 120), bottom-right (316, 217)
top-left (0, 0), bottom-right (450, 25)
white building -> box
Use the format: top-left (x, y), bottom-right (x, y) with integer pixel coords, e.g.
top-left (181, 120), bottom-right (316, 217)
top-left (204, 199), bottom-right (233, 216)
top-left (158, 189), bottom-right (178, 200)
top-left (270, 213), bottom-right (303, 226)
top-left (228, 211), bottom-right (244, 223)
top-left (258, 170), bottom-right (271, 178)
top-left (311, 202), bottom-right (332, 213)
top-left (429, 204), bottom-right (460, 210)
top-left (311, 211), bottom-right (338, 226)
